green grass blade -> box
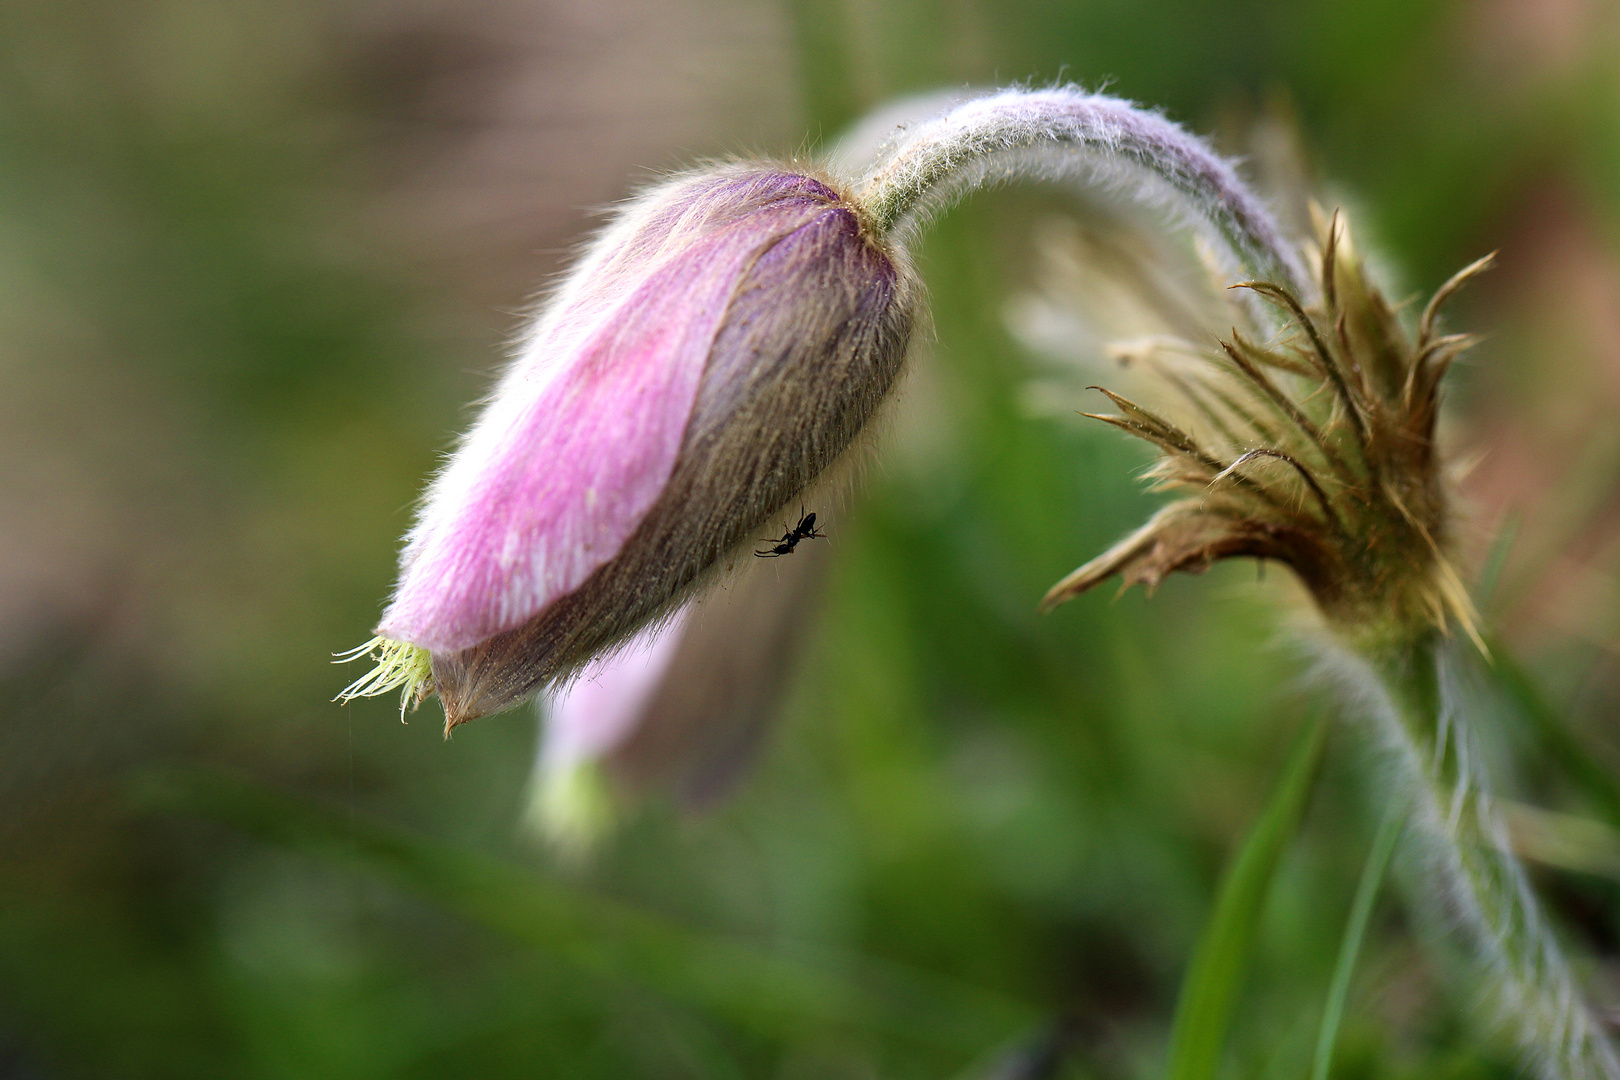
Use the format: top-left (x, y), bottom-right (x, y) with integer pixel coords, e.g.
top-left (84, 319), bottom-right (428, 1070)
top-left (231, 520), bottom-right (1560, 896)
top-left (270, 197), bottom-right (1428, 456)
top-left (1476, 518), bottom-right (1620, 829)
top-left (1163, 712), bottom-right (1329, 1080)
top-left (1310, 804), bottom-right (1404, 1080)
top-left (1486, 634), bottom-right (1620, 829)
top-left (133, 767), bottom-right (1031, 1053)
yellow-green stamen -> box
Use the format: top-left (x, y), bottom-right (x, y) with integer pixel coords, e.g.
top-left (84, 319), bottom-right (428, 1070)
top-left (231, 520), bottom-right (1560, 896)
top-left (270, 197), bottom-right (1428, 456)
top-left (334, 636), bottom-right (434, 721)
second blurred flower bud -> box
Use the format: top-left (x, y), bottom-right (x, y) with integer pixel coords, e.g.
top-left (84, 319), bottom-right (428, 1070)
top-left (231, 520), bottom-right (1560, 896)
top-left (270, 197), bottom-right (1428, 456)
top-left (526, 536), bottom-right (830, 850)
top-left (355, 166), bottom-right (914, 730)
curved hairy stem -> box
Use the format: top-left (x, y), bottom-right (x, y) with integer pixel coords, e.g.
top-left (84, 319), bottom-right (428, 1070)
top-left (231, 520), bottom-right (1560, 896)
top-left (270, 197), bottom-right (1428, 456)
top-left (1311, 634), bottom-right (1620, 1080)
top-left (852, 86), bottom-right (1309, 297)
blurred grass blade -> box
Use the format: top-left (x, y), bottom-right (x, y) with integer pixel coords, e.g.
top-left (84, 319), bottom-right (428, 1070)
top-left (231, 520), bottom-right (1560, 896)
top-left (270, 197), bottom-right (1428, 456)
top-left (1472, 512), bottom-right (1519, 608)
top-left (1474, 515), bottom-right (1620, 829)
top-left (1500, 799), bottom-right (1620, 881)
top-left (1163, 712), bottom-right (1329, 1080)
top-left (1486, 633), bottom-right (1620, 828)
top-left (785, 0), bottom-right (862, 137)
top-left (134, 767), bottom-right (1030, 1052)
top-left (1310, 804), bottom-right (1404, 1080)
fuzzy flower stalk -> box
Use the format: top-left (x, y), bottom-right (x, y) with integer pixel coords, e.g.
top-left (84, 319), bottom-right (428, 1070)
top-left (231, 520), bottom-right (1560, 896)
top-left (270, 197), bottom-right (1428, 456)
top-left (1034, 212), bottom-right (1617, 1076)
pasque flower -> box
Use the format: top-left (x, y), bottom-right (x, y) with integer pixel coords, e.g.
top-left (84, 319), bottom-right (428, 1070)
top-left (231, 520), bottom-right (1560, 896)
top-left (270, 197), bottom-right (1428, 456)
top-left (337, 83), bottom-right (1620, 1079)
top-left (343, 166), bottom-right (913, 729)
top-left (341, 87), bottom-right (1312, 730)
top-left (1019, 207), bottom-right (1620, 1078)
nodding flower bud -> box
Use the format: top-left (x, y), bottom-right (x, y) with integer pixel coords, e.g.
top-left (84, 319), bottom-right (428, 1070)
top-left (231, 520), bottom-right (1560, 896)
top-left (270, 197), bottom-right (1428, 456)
top-left (344, 165), bottom-right (914, 730)
top-left (341, 86), bottom-right (1314, 732)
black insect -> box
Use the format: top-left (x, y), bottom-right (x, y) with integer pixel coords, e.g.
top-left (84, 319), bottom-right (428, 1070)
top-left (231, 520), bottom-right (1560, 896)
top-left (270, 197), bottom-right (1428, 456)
top-left (754, 510), bottom-right (825, 557)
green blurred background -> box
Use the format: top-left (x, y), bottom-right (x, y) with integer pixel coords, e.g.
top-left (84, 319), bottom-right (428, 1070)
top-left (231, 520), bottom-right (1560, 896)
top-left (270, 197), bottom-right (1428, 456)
top-left (2, 0), bottom-right (1618, 1076)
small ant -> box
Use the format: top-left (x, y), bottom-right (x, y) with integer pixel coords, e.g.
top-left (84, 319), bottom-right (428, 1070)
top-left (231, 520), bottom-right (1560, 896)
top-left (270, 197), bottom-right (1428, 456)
top-left (754, 509), bottom-right (825, 557)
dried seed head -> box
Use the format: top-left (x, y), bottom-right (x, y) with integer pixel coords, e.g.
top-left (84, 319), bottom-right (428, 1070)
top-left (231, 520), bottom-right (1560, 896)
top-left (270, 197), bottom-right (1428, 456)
top-left (1043, 212), bottom-right (1491, 654)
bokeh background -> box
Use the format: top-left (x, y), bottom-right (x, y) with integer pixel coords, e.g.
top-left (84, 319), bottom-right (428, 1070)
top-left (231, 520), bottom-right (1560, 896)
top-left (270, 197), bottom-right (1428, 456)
top-left (3, 0), bottom-right (1619, 1077)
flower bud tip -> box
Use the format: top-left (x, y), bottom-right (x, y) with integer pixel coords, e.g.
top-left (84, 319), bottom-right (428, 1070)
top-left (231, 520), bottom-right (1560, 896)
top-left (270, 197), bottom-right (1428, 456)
top-left (522, 759), bottom-right (615, 860)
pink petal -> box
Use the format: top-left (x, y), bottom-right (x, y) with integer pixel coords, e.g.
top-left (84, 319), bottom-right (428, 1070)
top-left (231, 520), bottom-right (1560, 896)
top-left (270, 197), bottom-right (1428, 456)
top-left (379, 181), bottom-right (828, 653)
top-left (539, 607), bottom-right (690, 772)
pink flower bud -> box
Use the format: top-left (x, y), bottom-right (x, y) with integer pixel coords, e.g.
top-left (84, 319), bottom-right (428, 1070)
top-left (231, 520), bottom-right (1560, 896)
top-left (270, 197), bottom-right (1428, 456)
top-left (363, 166), bottom-right (914, 729)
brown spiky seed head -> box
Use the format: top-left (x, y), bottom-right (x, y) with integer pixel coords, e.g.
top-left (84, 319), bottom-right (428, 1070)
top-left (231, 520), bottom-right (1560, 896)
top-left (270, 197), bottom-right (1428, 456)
top-left (1043, 214), bottom-right (1491, 656)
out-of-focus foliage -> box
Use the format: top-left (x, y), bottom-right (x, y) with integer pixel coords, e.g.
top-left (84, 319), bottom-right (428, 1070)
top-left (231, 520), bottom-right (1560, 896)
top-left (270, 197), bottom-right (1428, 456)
top-left (1, 1), bottom-right (1617, 1078)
